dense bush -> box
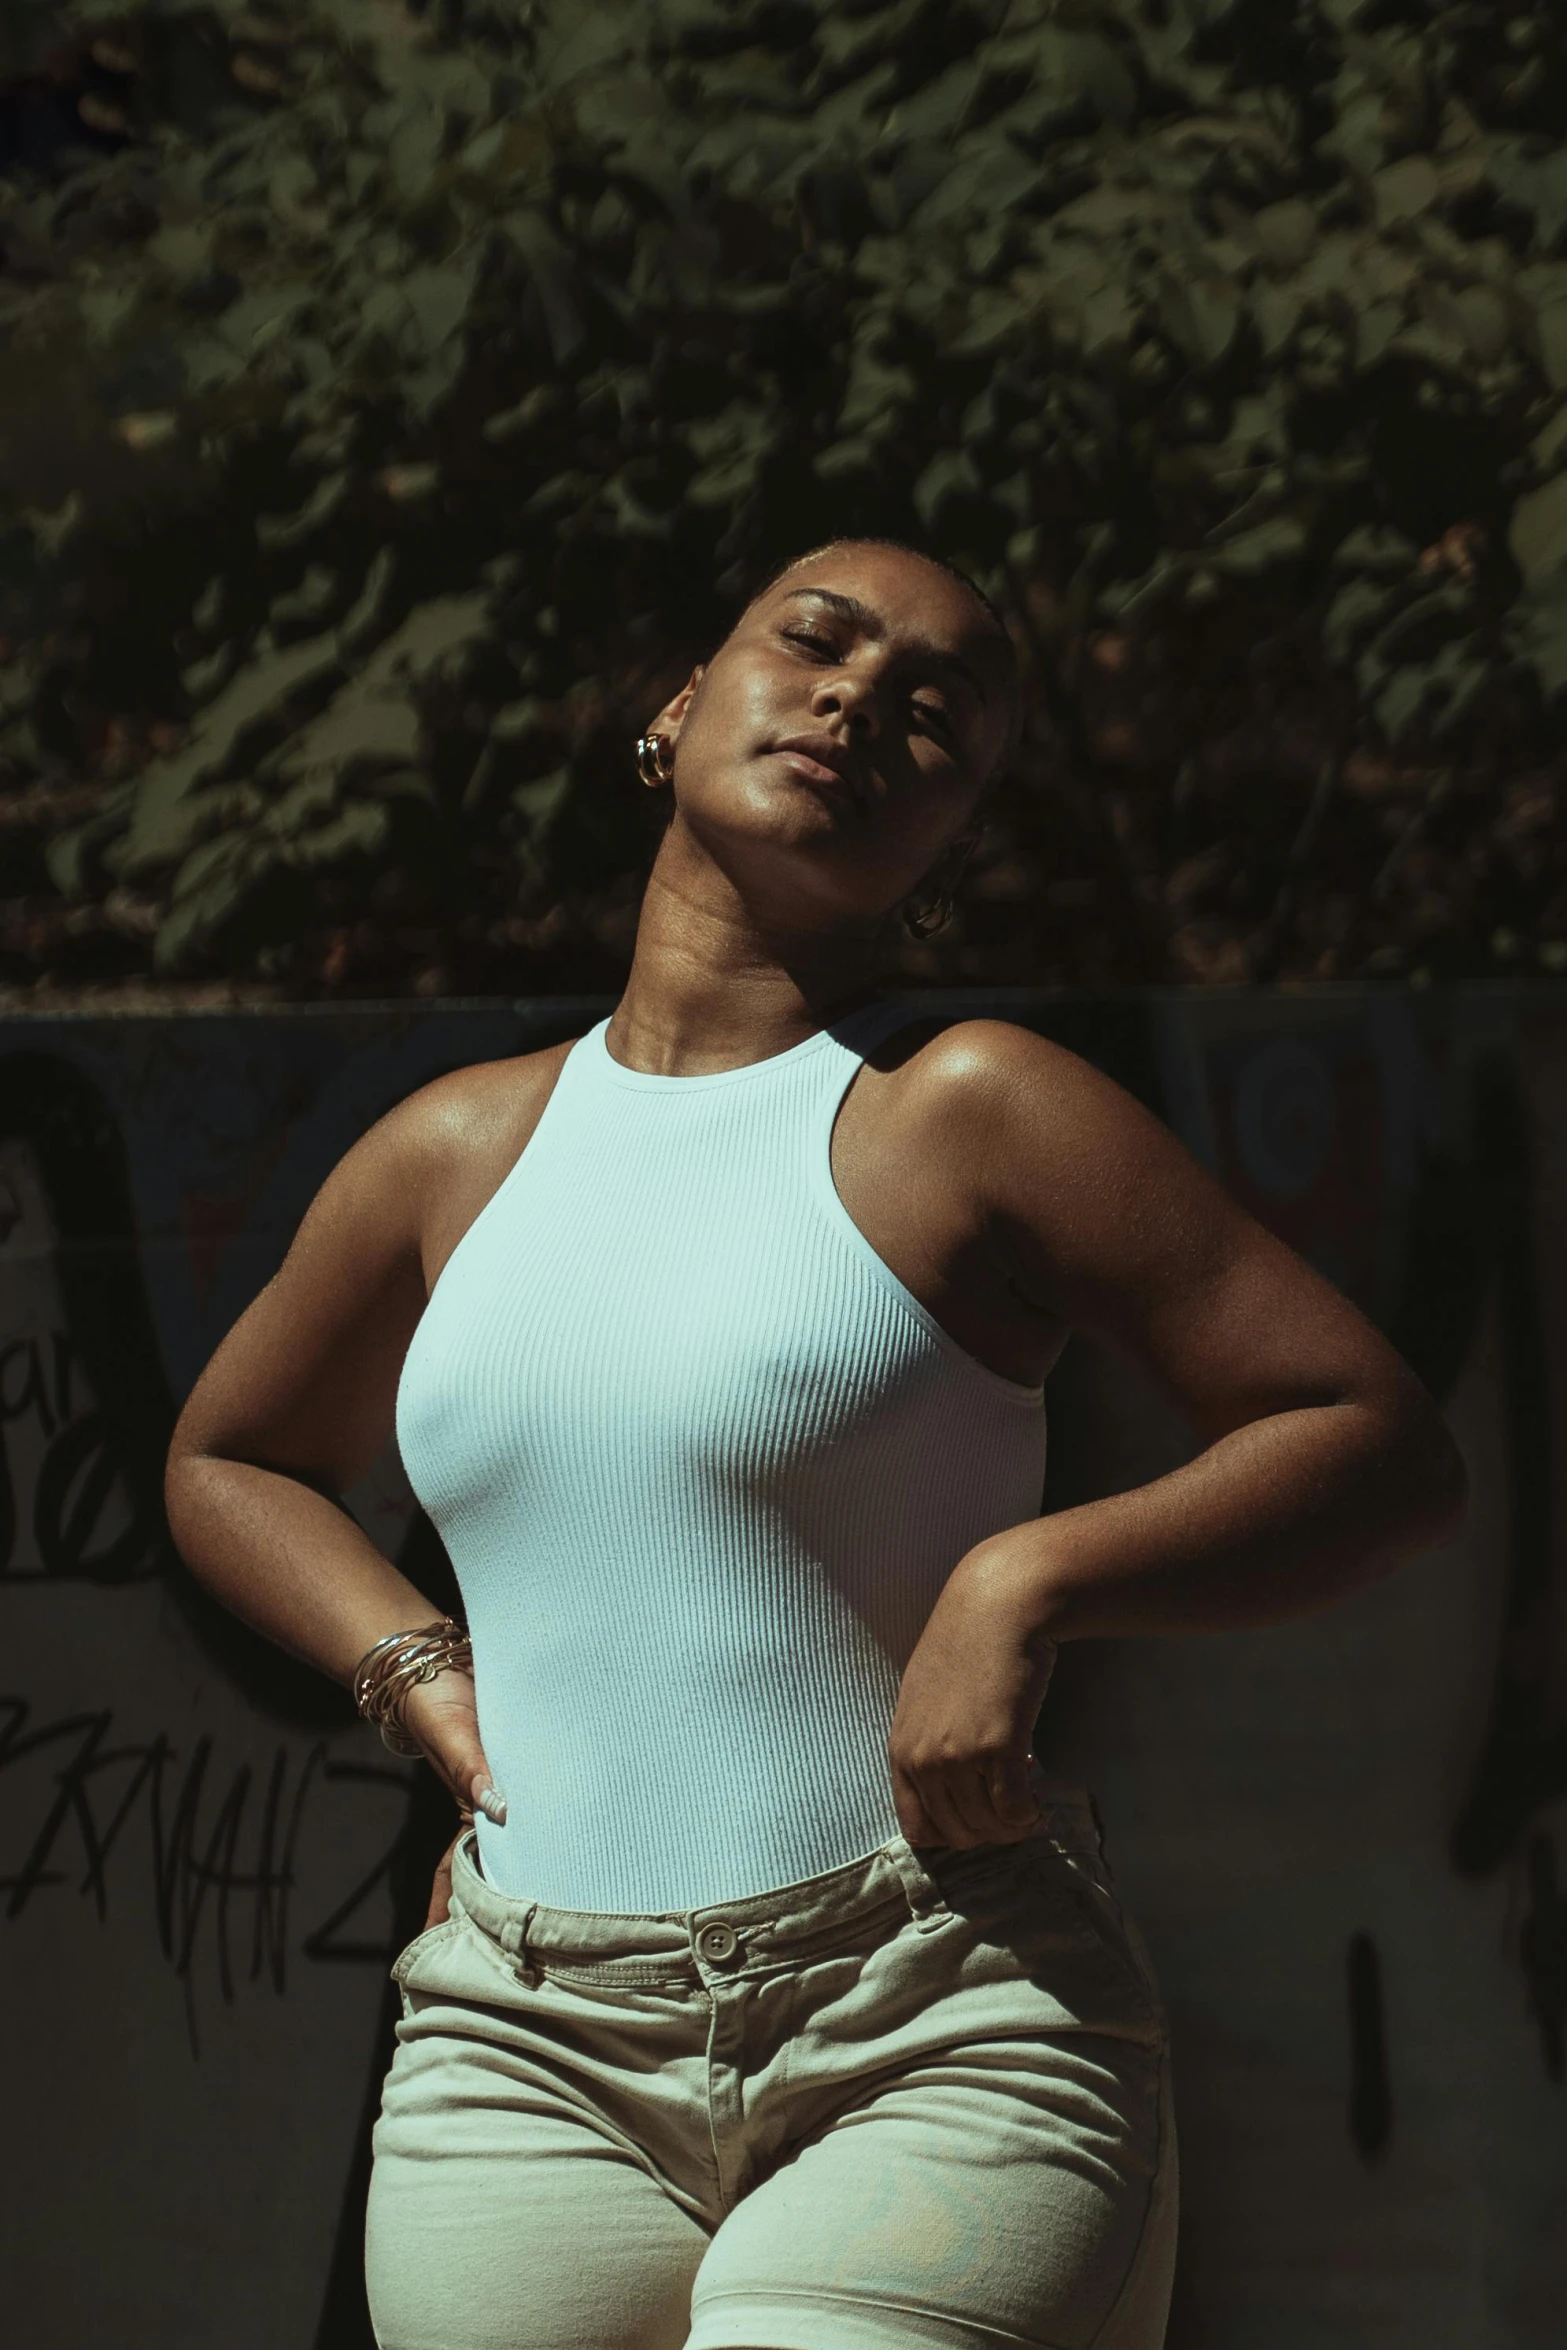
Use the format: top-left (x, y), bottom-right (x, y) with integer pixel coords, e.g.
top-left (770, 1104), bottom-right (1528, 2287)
top-left (0, 0), bottom-right (1564, 997)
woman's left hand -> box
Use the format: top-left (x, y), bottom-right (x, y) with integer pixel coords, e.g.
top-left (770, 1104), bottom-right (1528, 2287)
top-left (888, 1538), bottom-right (1058, 1850)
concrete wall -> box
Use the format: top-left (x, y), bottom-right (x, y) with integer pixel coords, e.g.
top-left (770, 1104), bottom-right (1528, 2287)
top-left (0, 987), bottom-right (1561, 2349)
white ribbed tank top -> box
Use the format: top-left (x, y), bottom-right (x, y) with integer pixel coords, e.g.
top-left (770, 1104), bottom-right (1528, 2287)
top-left (396, 999), bottom-right (1048, 1914)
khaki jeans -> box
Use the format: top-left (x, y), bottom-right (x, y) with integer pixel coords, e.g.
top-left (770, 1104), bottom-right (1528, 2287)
top-left (366, 1778), bottom-right (1177, 2350)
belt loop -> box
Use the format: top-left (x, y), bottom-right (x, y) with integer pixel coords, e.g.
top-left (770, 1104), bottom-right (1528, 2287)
top-left (885, 1839), bottom-right (951, 1933)
top-left (498, 1901), bottom-right (540, 1982)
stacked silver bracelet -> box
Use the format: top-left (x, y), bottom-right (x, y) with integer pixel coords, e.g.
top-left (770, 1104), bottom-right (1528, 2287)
top-left (352, 1616), bottom-right (473, 1755)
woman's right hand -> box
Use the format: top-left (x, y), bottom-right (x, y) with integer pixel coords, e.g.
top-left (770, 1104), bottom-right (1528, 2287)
top-left (401, 1663), bottom-right (504, 1819)
top-left (400, 1669), bottom-right (506, 1926)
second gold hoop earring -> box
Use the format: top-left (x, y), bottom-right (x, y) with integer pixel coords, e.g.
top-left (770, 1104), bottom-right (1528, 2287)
top-left (902, 888), bottom-right (955, 940)
top-left (635, 732), bottom-right (675, 788)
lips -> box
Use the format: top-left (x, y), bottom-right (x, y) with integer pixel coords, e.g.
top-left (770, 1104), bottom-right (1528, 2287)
top-left (770, 736), bottom-right (864, 807)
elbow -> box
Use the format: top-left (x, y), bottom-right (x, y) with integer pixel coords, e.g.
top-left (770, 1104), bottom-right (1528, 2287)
top-left (163, 1436), bottom-right (202, 1561)
top-left (165, 1381), bottom-right (201, 1475)
top-left (1396, 1406), bottom-right (1469, 1554)
top-left (163, 1406), bottom-right (197, 1521)
top-left (163, 1410), bottom-right (225, 1563)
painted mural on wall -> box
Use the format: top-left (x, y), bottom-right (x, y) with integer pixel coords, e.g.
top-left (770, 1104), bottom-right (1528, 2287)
top-left (0, 989), bottom-right (1561, 2350)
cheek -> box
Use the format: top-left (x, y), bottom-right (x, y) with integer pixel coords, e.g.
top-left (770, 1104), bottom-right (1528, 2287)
top-left (686, 659), bottom-right (778, 750)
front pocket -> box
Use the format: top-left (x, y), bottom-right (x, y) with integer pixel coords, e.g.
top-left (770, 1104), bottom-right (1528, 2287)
top-left (389, 1913), bottom-right (462, 1987)
top-left (937, 1838), bottom-right (1166, 2044)
top-left (1014, 1842), bottom-right (1166, 2026)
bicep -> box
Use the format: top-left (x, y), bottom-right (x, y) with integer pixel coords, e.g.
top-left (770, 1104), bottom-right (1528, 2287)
top-left (984, 1036), bottom-right (1422, 1445)
top-left (171, 1108), bottom-right (434, 1493)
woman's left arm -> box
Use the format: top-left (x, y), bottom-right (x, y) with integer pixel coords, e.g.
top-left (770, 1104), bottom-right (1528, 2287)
top-left (889, 1023), bottom-right (1469, 1848)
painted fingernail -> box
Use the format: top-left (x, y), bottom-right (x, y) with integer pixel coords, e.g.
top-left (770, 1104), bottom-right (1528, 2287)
top-left (476, 1783), bottom-right (507, 1825)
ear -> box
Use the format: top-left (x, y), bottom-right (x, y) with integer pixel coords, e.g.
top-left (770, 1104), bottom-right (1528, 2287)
top-left (654, 664), bottom-right (705, 744)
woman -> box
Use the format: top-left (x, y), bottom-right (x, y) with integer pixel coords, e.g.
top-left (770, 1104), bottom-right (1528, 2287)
top-left (166, 537), bottom-right (1467, 2350)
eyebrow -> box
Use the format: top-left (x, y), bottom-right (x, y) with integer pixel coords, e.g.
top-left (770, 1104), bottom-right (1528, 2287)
top-left (777, 587), bottom-right (991, 706)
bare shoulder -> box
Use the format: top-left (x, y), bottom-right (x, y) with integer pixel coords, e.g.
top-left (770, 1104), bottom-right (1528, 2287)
top-left (908, 1019), bottom-right (1439, 1448)
top-left (899, 1015), bottom-right (1243, 1294)
top-left (388, 1033), bottom-right (579, 1169)
top-left (890, 1014), bottom-right (1166, 1163)
top-left (912, 1014), bottom-right (1127, 1091)
top-left (171, 1032), bottom-right (588, 1480)
top-left (285, 1031), bottom-right (584, 1295)
top-left (378, 1033), bottom-right (584, 1284)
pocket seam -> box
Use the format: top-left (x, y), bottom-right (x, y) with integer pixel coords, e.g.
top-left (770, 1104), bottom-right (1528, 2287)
top-left (1014, 1844), bottom-right (1166, 2029)
top-left (390, 1913), bottom-right (462, 1986)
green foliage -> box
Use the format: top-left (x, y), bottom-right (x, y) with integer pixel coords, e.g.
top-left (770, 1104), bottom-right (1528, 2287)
top-left (1, 0), bottom-right (1565, 988)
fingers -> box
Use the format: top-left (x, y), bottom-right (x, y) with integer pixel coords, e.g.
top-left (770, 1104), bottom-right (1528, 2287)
top-left (469, 1768), bottom-right (506, 1825)
top-left (400, 1681), bottom-right (507, 1824)
top-left (428, 1748), bottom-right (504, 1823)
top-left (892, 1750), bottom-right (1041, 1851)
top-left (427, 1741), bottom-right (497, 1819)
top-left (986, 1750), bottom-right (1043, 1834)
top-left (433, 1746), bottom-right (504, 1824)
top-left (910, 1766), bottom-right (988, 1849)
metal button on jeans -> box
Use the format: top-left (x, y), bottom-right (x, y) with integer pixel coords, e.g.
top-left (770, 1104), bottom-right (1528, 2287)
top-left (696, 1920), bottom-right (740, 1962)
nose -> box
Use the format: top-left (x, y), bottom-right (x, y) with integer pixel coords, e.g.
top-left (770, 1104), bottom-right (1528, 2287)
top-left (810, 666), bottom-right (880, 742)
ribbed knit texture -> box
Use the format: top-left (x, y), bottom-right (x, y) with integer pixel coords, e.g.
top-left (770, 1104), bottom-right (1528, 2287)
top-left (396, 1000), bottom-right (1048, 1915)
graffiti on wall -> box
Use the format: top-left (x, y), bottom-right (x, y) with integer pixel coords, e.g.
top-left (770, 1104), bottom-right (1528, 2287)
top-left (0, 1051), bottom-right (394, 2047)
top-left (0, 990), bottom-right (1563, 2350)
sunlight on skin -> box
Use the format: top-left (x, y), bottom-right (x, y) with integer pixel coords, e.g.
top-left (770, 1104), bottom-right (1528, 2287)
top-left (608, 540), bottom-right (1023, 1079)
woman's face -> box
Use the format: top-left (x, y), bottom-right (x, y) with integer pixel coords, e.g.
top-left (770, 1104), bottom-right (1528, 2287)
top-left (650, 543), bottom-right (1019, 935)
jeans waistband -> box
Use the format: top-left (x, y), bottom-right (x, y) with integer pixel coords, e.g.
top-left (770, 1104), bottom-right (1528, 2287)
top-left (448, 1765), bottom-right (1102, 1976)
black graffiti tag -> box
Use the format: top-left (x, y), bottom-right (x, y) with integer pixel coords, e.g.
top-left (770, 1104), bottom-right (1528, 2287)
top-left (0, 1330), bottom-right (160, 1583)
top-left (0, 1693), bottom-right (411, 2052)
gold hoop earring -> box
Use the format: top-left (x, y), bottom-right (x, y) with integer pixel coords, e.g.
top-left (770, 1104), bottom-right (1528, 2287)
top-left (902, 886), bottom-right (955, 940)
top-left (635, 732), bottom-right (675, 788)
top-left (902, 824), bottom-right (980, 939)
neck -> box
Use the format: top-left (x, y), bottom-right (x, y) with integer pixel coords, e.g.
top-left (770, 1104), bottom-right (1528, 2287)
top-left (607, 853), bottom-right (887, 1079)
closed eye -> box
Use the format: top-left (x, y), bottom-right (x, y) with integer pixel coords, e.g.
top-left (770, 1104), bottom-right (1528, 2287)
top-left (782, 630), bottom-right (955, 738)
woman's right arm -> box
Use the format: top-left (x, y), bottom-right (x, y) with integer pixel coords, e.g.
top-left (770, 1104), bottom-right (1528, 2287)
top-left (164, 1079), bottom-right (497, 1812)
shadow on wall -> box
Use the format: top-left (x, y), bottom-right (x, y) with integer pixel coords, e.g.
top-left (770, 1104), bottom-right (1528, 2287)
top-left (1032, 995), bottom-right (1567, 2350)
top-left (0, 1017), bottom-right (560, 2350)
top-left (0, 1050), bottom-right (387, 1709)
top-left (0, 991), bottom-right (1563, 2350)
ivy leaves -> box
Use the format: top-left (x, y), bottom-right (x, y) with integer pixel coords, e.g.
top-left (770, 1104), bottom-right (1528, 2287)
top-left (0, 0), bottom-right (1563, 989)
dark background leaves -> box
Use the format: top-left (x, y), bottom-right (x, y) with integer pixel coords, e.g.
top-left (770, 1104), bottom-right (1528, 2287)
top-left (1, 0), bottom-right (1564, 1001)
